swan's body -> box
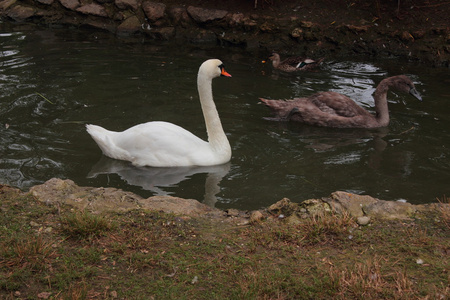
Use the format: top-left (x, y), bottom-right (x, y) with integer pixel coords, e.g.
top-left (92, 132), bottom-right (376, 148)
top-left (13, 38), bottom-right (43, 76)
top-left (86, 59), bottom-right (232, 167)
top-left (260, 75), bottom-right (422, 128)
top-left (268, 53), bottom-right (324, 72)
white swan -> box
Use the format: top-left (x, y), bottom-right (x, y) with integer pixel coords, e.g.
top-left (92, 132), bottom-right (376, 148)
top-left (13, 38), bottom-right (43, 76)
top-left (86, 59), bottom-right (232, 167)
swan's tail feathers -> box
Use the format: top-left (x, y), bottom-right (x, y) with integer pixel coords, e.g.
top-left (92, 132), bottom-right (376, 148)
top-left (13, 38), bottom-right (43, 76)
top-left (86, 124), bottom-right (120, 159)
top-left (259, 98), bottom-right (293, 121)
top-left (259, 98), bottom-right (290, 111)
top-left (259, 98), bottom-right (278, 106)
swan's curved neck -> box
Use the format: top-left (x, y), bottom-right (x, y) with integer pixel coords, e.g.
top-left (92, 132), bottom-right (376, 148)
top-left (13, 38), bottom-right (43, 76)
top-left (197, 73), bottom-right (230, 152)
top-left (373, 79), bottom-right (391, 127)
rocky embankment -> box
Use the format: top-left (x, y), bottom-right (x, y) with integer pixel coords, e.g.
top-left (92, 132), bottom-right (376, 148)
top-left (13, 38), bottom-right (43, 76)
top-left (0, 0), bottom-right (449, 66)
top-left (27, 178), bottom-right (449, 226)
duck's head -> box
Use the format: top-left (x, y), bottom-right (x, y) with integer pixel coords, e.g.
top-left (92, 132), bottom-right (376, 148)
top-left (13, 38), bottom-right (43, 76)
top-left (268, 53), bottom-right (280, 61)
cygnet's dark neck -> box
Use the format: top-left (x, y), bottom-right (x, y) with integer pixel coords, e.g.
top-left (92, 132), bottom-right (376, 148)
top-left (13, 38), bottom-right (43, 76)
top-left (373, 78), bottom-right (392, 127)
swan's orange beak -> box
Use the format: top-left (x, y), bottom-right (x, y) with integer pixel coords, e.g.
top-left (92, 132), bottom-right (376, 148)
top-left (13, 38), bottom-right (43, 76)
top-left (221, 68), bottom-right (232, 77)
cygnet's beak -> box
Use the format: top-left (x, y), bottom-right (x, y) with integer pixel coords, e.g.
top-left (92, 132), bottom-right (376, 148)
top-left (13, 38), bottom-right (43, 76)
top-left (409, 88), bottom-right (422, 101)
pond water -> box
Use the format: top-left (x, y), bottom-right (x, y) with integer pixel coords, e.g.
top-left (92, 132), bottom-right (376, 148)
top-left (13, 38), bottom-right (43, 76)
top-left (0, 26), bottom-right (449, 210)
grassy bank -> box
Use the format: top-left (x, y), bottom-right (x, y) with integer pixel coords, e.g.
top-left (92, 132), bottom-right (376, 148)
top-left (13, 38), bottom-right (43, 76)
top-left (1, 186), bottom-right (448, 299)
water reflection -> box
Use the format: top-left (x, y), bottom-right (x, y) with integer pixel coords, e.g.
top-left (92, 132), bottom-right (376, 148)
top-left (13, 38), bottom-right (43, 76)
top-left (88, 157), bottom-right (231, 207)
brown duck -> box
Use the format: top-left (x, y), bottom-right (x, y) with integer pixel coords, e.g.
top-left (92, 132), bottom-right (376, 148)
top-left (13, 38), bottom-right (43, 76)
top-left (268, 53), bottom-right (324, 72)
top-left (260, 75), bottom-right (422, 128)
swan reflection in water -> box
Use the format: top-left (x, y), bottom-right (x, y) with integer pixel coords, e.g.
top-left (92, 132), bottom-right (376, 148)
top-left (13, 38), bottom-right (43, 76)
top-left (87, 157), bottom-right (230, 207)
top-left (267, 123), bottom-right (394, 169)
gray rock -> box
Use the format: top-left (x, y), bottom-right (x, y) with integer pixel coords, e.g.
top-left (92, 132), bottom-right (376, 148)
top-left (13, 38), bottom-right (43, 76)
top-left (115, 0), bottom-right (139, 11)
top-left (59, 0), bottom-right (80, 10)
top-left (324, 191), bottom-right (378, 217)
top-left (30, 221), bottom-right (40, 227)
top-left (7, 5), bottom-right (35, 21)
top-left (117, 15), bottom-right (141, 35)
top-left (30, 178), bottom-right (142, 213)
top-left (250, 210), bottom-right (264, 223)
top-left (0, 0), bottom-right (17, 11)
top-left (363, 200), bottom-right (416, 220)
top-left (168, 6), bottom-right (191, 26)
top-left (356, 216), bottom-right (370, 226)
top-left (268, 198), bottom-right (298, 216)
top-left (299, 198), bottom-right (332, 215)
top-left (139, 195), bottom-right (218, 216)
top-left (324, 191), bottom-right (417, 220)
top-left (30, 178), bottom-right (220, 217)
top-left (142, 1), bottom-right (166, 22)
top-left (76, 3), bottom-right (108, 17)
top-left (187, 6), bottom-right (227, 24)
top-left (229, 13), bottom-right (245, 27)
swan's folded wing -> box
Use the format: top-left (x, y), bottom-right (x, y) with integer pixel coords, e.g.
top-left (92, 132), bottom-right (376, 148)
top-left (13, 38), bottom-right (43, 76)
top-left (114, 121), bottom-right (211, 167)
top-left (308, 92), bottom-right (370, 118)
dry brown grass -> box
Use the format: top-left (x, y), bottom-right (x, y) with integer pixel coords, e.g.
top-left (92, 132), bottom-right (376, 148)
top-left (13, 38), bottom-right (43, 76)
top-left (326, 256), bottom-right (415, 299)
top-left (437, 195), bottom-right (450, 230)
top-left (1, 235), bottom-right (55, 270)
top-left (1, 189), bottom-right (449, 299)
top-left (299, 211), bottom-right (357, 244)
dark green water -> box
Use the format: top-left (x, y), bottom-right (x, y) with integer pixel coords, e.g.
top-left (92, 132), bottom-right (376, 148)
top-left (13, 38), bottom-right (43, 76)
top-left (0, 26), bottom-right (449, 210)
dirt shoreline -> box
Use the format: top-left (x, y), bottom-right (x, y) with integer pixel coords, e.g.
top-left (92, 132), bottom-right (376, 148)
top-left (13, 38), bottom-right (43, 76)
top-left (0, 0), bottom-right (449, 66)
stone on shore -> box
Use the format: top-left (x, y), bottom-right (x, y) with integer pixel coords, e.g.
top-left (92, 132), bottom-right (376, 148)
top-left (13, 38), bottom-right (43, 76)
top-left (30, 178), bottom-right (221, 217)
top-left (7, 178), bottom-right (446, 225)
top-left (324, 191), bottom-right (416, 220)
top-left (76, 3), bottom-right (108, 18)
top-left (142, 1), bottom-right (166, 22)
top-left (115, 0), bottom-right (139, 11)
top-left (59, 0), bottom-right (80, 11)
top-left (186, 6), bottom-right (228, 24)
top-left (117, 15), bottom-right (142, 35)
top-left (6, 5), bottom-right (35, 21)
